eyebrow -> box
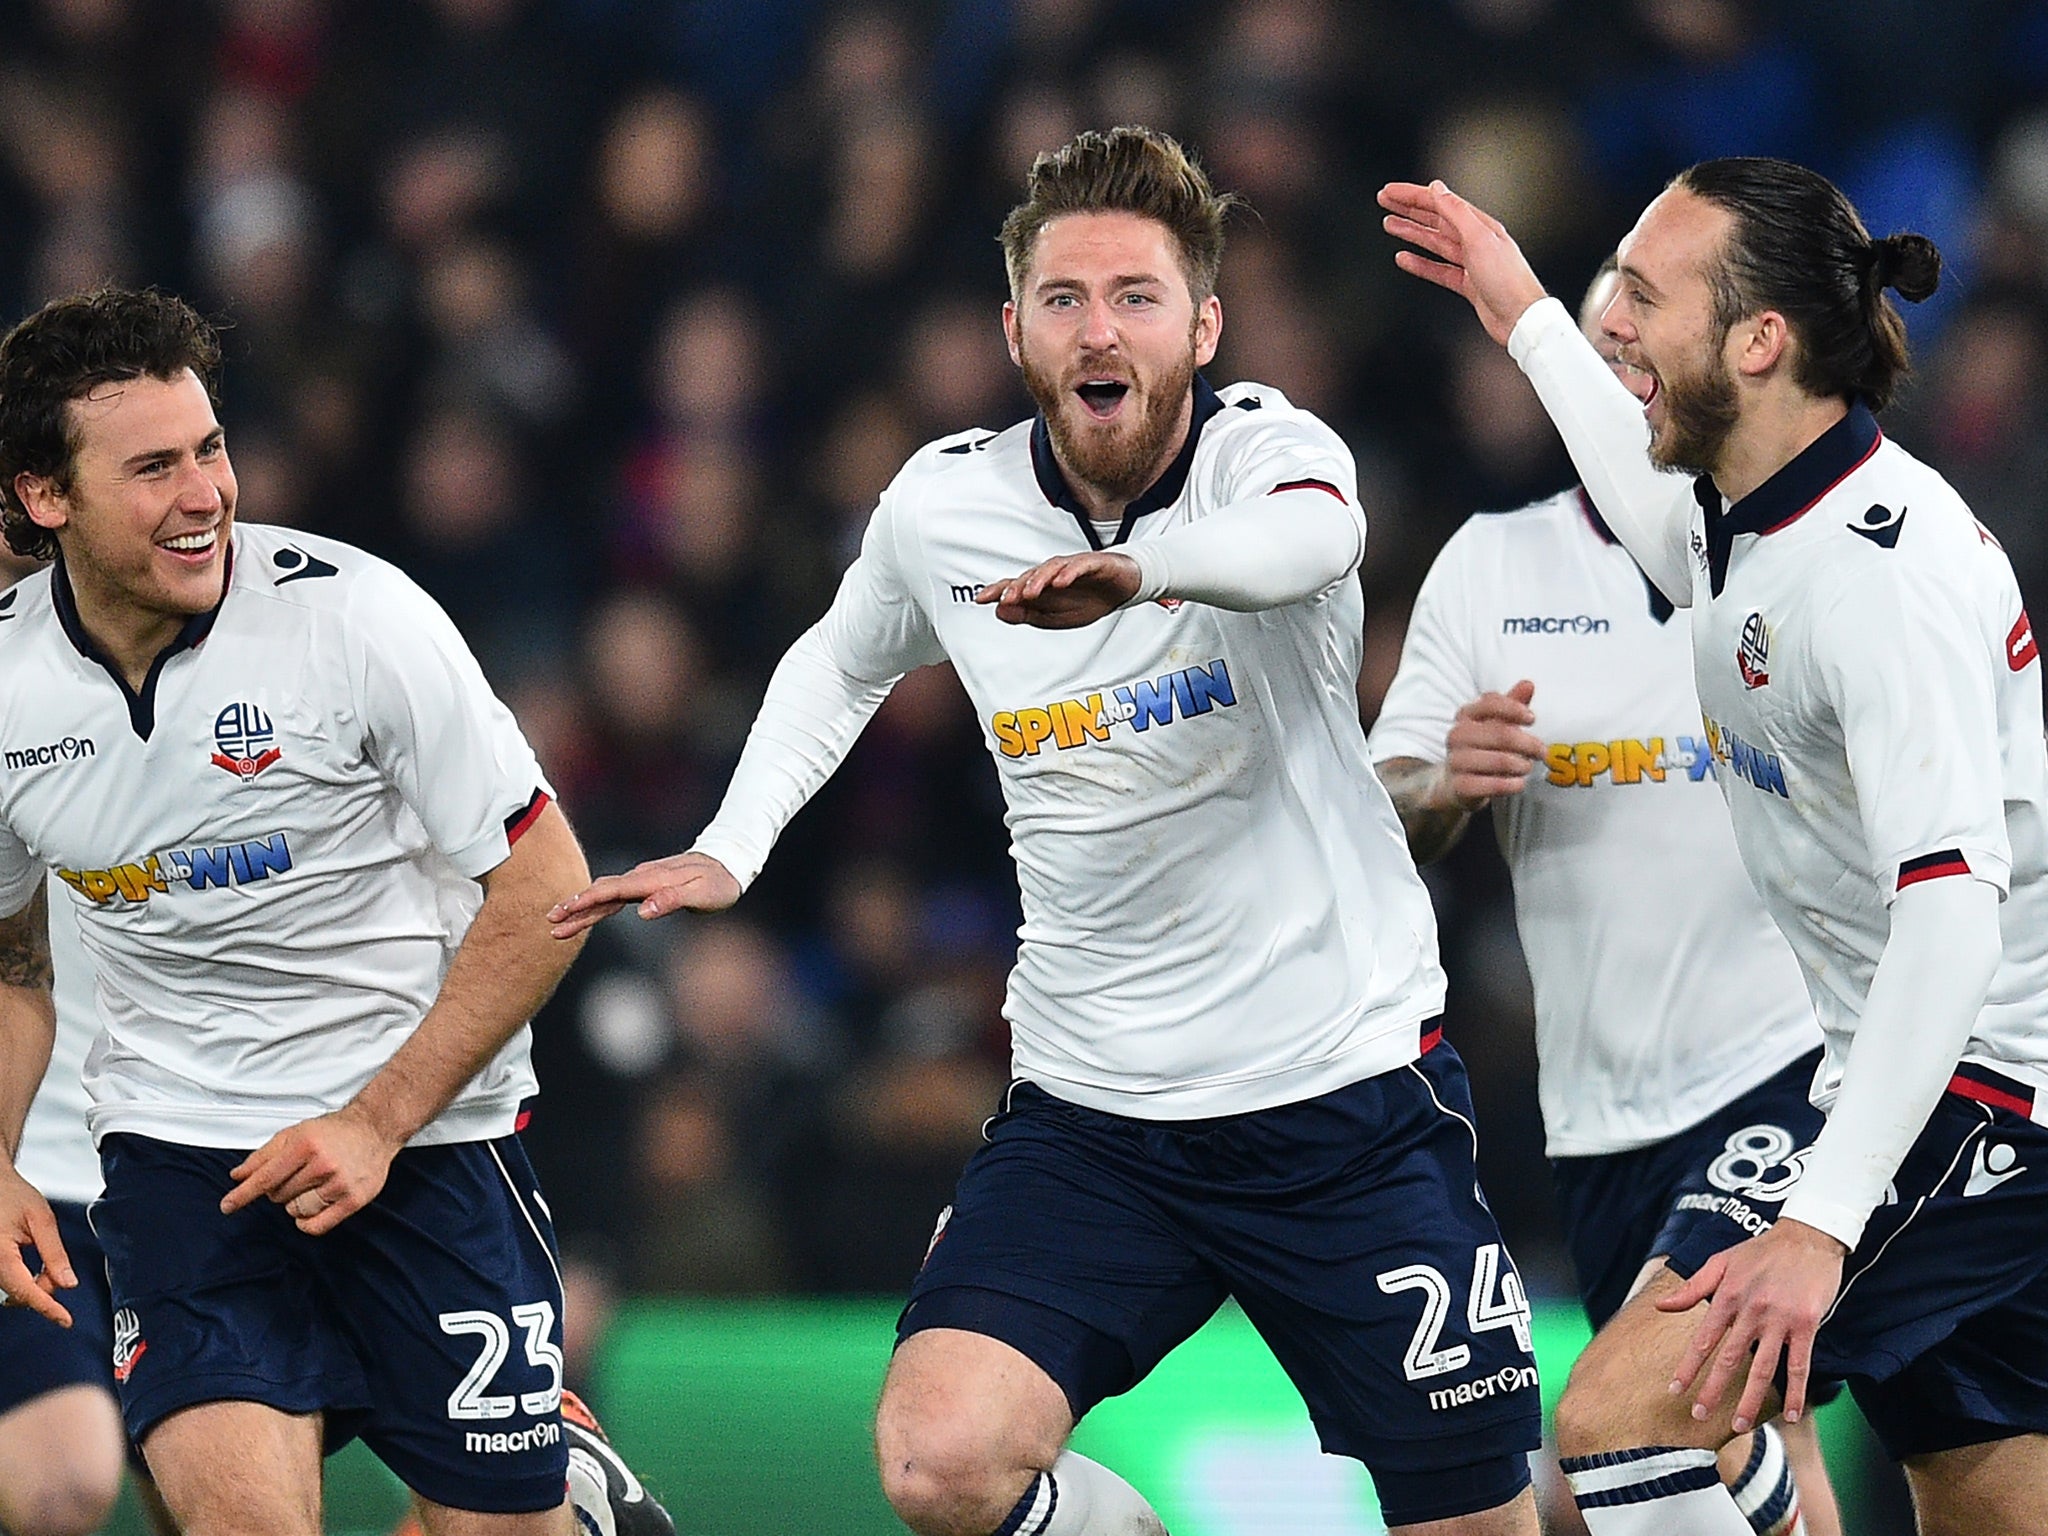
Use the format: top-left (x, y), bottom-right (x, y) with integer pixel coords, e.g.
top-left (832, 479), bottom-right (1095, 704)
top-left (119, 428), bottom-right (224, 471)
top-left (1035, 272), bottom-right (1169, 294)
top-left (1616, 261), bottom-right (1662, 300)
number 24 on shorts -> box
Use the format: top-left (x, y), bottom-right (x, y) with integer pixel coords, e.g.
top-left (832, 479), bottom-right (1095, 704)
top-left (1377, 1243), bottom-right (1534, 1382)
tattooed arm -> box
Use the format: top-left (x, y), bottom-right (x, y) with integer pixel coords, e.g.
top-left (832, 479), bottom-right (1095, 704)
top-left (0, 884), bottom-right (72, 1323)
top-left (0, 883), bottom-right (53, 1160)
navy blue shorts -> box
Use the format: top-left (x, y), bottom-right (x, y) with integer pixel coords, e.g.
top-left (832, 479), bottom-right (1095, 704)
top-left (1552, 1049), bottom-right (1826, 1328)
top-left (93, 1132), bottom-right (569, 1513)
top-left (899, 1040), bottom-right (1540, 1527)
top-left (0, 1200), bottom-right (115, 1415)
top-left (1667, 1067), bottom-right (2048, 1459)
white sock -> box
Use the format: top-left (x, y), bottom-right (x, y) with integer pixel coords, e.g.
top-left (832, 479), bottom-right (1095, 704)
top-left (991, 1450), bottom-right (1167, 1535)
top-left (1562, 1447), bottom-right (1755, 1535)
top-left (1726, 1425), bottom-right (1806, 1536)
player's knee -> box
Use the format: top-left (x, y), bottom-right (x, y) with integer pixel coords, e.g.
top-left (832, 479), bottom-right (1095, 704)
top-left (875, 1397), bottom-right (1028, 1536)
top-left (1553, 1334), bottom-right (1698, 1458)
top-left (0, 1464), bottom-right (123, 1536)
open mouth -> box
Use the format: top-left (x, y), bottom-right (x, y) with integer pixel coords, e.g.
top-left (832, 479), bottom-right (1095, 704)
top-left (157, 529), bottom-right (218, 562)
top-left (1074, 380), bottom-right (1130, 420)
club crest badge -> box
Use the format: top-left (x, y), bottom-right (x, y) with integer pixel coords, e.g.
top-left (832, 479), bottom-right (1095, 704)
top-left (1737, 611), bottom-right (1771, 690)
top-left (112, 1307), bottom-right (147, 1381)
top-left (210, 701), bottom-right (282, 781)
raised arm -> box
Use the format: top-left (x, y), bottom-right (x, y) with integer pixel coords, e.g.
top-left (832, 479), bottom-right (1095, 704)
top-left (0, 885), bottom-right (75, 1323)
top-left (1380, 180), bottom-right (1695, 604)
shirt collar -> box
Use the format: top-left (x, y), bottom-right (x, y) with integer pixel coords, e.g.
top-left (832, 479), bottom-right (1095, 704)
top-left (1030, 374), bottom-right (1227, 550)
top-left (52, 536), bottom-right (234, 738)
top-left (1700, 402), bottom-right (1883, 597)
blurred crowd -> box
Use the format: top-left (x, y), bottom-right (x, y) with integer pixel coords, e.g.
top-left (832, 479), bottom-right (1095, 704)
top-left (5, 0), bottom-right (2048, 1329)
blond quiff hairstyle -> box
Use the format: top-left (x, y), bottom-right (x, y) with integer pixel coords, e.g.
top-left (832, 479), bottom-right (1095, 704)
top-left (1000, 126), bottom-right (1239, 303)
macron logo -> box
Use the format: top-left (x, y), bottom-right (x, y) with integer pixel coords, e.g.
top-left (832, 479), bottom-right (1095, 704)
top-left (1500, 615), bottom-right (1610, 635)
top-left (1965, 1139), bottom-right (2026, 1198)
top-left (4, 735), bottom-right (95, 772)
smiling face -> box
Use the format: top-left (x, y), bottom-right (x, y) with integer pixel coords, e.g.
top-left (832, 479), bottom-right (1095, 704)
top-left (19, 368), bottom-right (236, 642)
top-left (1602, 187), bottom-right (1744, 477)
top-left (1004, 210), bottom-right (1221, 508)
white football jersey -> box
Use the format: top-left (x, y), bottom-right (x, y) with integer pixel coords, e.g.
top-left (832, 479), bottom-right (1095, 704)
top-left (1509, 302), bottom-right (2048, 1115)
top-left (696, 380), bottom-right (1447, 1118)
top-left (1372, 489), bottom-right (1818, 1156)
top-left (14, 874), bottom-right (102, 1203)
top-left (1678, 404), bottom-right (2048, 1107)
top-left (0, 525), bottom-right (552, 1149)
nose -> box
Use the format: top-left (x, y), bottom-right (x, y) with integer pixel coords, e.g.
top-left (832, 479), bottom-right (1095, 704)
top-left (1079, 295), bottom-right (1120, 352)
top-left (1599, 291), bottom-right (1635, 347)
top-left (176, 457), bottom-right (225, 511)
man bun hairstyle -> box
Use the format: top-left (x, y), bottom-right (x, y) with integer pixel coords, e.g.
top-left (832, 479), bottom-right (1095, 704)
top-left (1675, 157), bottom-right (1941, 412)
top-left (1000, 125), bottom-right (1241, 303)
top-left (0, 287), bottom-right (224, 561)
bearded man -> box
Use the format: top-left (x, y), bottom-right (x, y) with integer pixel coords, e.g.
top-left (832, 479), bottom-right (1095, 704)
top-left (551, 127), bottom-right (1546, 1536)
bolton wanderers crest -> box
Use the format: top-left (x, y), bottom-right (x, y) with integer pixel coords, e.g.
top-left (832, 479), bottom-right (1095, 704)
top-left (1737, 612), bottom-right (1771, 690)
top-left (211, 701), bottom-right (282, 781)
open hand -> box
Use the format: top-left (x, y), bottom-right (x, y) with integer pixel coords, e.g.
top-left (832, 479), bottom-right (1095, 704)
top-left (222, 1104), bottom-right (402, 1235)
top-left (548, 851), bottom-right (741, 939)
top-left (976, 551), bottom-right (1141, 629)
top-left (1379, 180), bottom-right (1550, 346)
top-left (1656, 1217), bottom-right (1846, 1432)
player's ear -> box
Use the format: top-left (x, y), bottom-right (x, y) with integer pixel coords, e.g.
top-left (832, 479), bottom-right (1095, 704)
top-left (14, 472), bottom-right (68, 533)
top-left (1194, 293), bottom-right (1222, 367)
top-left (1732, 309), bottom-right (1790, 379)
top-left (1002, 301), bottom-right (1023, 367)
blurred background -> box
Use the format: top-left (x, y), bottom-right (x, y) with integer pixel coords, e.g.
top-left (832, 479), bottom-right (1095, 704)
top-left (4, 0), bottom-right (2046, 1530)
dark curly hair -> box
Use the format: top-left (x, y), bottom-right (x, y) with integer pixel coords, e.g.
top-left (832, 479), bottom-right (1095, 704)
top-left (0, 288), bottom-right (224, 561)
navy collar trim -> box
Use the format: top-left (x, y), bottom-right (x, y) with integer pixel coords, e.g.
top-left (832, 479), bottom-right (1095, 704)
top-left (1030, 375), bottom-right (1227, 550)
top-left (1699, 402), bottom-right (1881, 596)
top-left (53, 540), bottom-right (233, 740)
top-left (1576, 486), bottom-right (1674, 624)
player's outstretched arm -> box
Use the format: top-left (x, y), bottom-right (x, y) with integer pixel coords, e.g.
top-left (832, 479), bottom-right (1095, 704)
top-left (1378, 680), bottom-right (1543, 865)
top-left (548, 850), bottom-right (740, 939)
top-left (224, 802), bottom-right (593, 1235)
top-left (0, 886), bottom-right (73, 1324)
top-left (977, 550), bottom-right (1141, 628)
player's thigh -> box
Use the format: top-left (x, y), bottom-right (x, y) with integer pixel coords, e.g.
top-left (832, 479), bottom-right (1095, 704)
top-left (317, 1135), bottom-right (571, 1518)
top-left (0, 1201), bottom-right (126, 1536)
top-left (1553, 1264), bottom-right (1740, 1456)
top-left (1903, 1433), bottom-right (2048, 1536)
top-left (412, 1494), bottom-right (573, 1536)
top-left (0, 1384), bottom-right (126, 1536)
top-left (1211, 1050), bottom-right (1539, 1526)
top-left (1388, 1485), bottom-right (1539, 1536)
top-left (140, 1398), bottom-right (323, 1536)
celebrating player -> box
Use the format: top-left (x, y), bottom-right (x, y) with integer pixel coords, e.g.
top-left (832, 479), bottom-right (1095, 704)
top-left (1384, 160), bottom-right (2048, 1535)
top-left (553, 127), bottom-right (1545, 1536)
top-left (0, 288), bottom-right (669, 1536)
top-left (1371, 263), bottom-right (1839, 1536)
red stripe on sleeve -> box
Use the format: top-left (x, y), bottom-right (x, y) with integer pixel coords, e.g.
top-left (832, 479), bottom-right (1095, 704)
top-left (1269, 479), bottom-right (1346, 503)
top-left (505, 789), bottom-right (551, 845)
top-left (1897, 852), bottom-right (1971, 891)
